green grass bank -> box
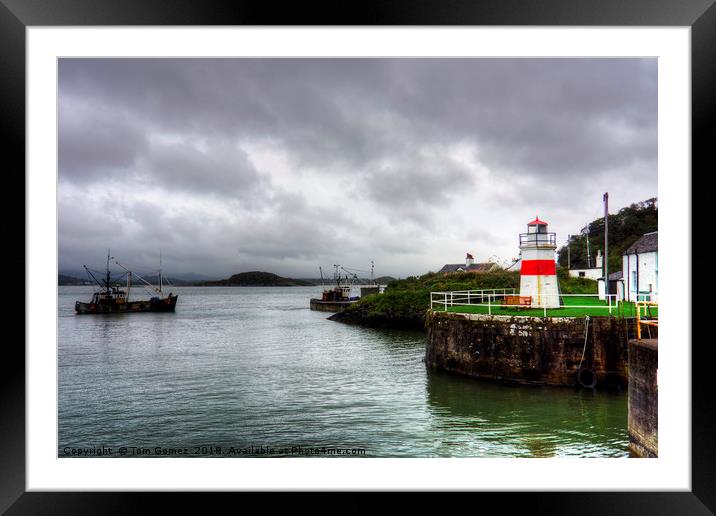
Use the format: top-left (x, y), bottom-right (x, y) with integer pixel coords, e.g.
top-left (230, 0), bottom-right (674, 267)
top-left (330, 268), bottom-right (656, 330)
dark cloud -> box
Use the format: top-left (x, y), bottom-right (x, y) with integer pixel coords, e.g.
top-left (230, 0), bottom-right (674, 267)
top-left (58, 96), bottom-right (148, 180)
top-left (137, 140), bottom-right (267, 201)
top-left (59, 58), bottom-right (657, 179)
top-left (58, 58), bottom-right (657, 277)
top-left (360, 153), bottom-right (477, 227)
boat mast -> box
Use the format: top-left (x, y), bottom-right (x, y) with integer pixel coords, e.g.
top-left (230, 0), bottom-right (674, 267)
top-left (333, 264), bottom-right (340, 287)
top-left (83, 265), bottom-right (103, 289)
top-left (159, 249), bottom-right (163, 296)
top-left (105, 248), bottom-right (112, 293)
top-left (115, 260), bottom-right (161, 296)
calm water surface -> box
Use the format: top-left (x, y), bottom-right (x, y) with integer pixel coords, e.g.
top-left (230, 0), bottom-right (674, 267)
top-left (58, 286), bottom-right (628, 457)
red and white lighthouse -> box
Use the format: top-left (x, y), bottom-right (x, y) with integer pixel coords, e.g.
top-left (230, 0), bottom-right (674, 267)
top-left (519, 217), bottom-right (560, 308)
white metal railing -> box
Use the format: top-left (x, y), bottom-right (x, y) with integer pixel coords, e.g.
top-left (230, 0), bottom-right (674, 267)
top-left (430, 288), bottom-right (516, 312)
top-left (519, 232), bottom-right (556, 247)
top-left (430, 290), bottom-right (621, 317)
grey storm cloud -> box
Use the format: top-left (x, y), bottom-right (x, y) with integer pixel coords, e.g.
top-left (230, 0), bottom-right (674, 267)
top-left (360, 155), bottom-right (476, 228)
top-left (58, 96), bottom-right (148, 180)
top-left (58, 58), bottom-right (657, 278)
top-left (59, 58), bottom-right (656, 178)
top-left (136, 140), bottom-right (267, 200)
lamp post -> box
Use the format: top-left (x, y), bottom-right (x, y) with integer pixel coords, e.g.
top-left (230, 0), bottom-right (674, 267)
top-left (603, 192), bottom-right (609, 296)
top-left (581, 227), bottom-right (591, 269)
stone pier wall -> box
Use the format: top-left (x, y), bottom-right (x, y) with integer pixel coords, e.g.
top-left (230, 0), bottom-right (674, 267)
top-left (628, 339), bottom-right (658, 457)
top-left (425, 311), bottom-right (643, 388)
top-left (309, 299), bottom-right (356, 312)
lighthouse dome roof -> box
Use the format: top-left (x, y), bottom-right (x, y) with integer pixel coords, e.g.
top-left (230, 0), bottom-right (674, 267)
top-left (527, 216), bottom-right (548, 226)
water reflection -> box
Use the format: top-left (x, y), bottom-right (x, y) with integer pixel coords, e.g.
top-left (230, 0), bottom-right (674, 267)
top-left (426, 369), bottom-right (629, 457)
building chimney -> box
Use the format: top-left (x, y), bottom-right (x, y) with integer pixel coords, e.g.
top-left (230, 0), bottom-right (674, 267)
top-left (466, 253), bottom-right (474, 267)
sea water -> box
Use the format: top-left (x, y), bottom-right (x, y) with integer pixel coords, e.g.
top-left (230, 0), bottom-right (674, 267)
top-left (58, 286), bottom-right (628, 458)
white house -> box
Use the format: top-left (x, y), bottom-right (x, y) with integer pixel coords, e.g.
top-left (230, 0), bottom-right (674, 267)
top-left (569, 249), bottom-right (603, 280)
top-left (598, 270), bottom-right (625, 301)
top-left (622, 231), bottom-right (658, 302)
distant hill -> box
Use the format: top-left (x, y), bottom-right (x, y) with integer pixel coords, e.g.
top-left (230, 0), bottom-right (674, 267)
top-left (59, 273), bottom-right (194, 287)
top-left (59, 268), bottom-right (222, 287)
top-left (130, 274), bottom-right (195, 286)
top-left (557, 197), bottom-right (657, 273)
top-left (297, 276), bottom-right (397, 285)
top-left (374, 276), bottom-right (397, 284)
top-left (201, 271), bottom-right (315, 287)
top-left (58, 274), bottom-right (92, 286)
top-left (167, 272), bottom-right (219, 282)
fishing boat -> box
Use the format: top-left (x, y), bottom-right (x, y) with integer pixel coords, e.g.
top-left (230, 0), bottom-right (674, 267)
top-left (309, 264), bottom-right (367, 312)
top-left (74, 250), bottom-right (178, 314)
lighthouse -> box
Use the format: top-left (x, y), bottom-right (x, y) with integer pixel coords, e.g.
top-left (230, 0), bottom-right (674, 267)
top-left (519, 217), bottom-right (560, 308)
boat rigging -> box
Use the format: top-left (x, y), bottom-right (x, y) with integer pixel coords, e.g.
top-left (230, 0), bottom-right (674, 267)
top-left (309, 261), bottom-right (380, 312)
top-left (75, 249), bottom-right (178, 314)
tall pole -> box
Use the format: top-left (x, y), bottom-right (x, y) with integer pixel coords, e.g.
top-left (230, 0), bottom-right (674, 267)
top-left (582, 228), bottom-right (591, 269)
top-left (586, 237), bottom-right (591, 268)
top-left (159, 249), bottom-right (163, 295)
top-left (603, 192), bottom-right (609, 295)
top-left (106, 248), bottom-right (111, 292)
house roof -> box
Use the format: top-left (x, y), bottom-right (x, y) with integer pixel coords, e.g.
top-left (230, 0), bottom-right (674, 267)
top-left (624, 231), bottom-right (658, 255)
top-left (608, 271), bottom-right (623, 281)
top-left (439, 263), bottom-right (496, 273)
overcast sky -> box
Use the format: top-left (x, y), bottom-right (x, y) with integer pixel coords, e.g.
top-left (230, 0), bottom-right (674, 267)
top-left (58, 58), bottom-right (657, 279)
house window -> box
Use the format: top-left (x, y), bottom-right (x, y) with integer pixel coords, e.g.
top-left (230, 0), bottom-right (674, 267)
top-left (579, 272), bottom-right (585, 278)
top-left (631, 270), bottom-right (637, 292)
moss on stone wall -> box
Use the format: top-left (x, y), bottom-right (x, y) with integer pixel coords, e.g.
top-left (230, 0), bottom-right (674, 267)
top-left (426, 312), bottom-right (635, 388)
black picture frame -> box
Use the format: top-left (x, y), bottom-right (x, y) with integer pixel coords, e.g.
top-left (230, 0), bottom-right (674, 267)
top-left (5, 0), bottom-right (712, 512)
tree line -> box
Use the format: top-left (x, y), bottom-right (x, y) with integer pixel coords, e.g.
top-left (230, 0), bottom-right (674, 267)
top-left (557, 197), bottom-right (657, 273)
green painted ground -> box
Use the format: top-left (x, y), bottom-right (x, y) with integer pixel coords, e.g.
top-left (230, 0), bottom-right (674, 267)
top-left (436, 296), bottom-right (658, 318)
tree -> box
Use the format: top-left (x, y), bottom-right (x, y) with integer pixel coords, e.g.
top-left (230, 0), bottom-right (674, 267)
top-left (557, 198), bottom-right (657, 271)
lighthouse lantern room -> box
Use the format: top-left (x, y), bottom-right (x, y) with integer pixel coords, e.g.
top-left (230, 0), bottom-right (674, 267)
top-left (519, 217), bottom-right (560, 308)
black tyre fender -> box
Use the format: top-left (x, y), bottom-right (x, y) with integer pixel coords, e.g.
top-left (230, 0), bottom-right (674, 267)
top-left (577, 367), bottom-right (598, 388)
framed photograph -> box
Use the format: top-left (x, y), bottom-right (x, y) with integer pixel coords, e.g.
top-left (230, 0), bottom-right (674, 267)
top-left (6, 0), bottom-right (713, 511)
